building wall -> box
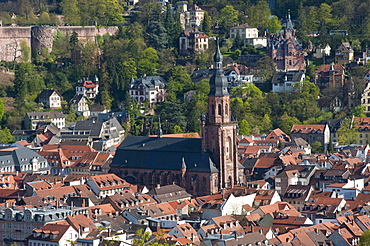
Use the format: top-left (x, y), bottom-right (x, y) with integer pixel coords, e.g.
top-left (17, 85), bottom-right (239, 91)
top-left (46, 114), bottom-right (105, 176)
top-left (110, 167), bottom-right (217, 196)
top-left (230, 27), bottom-right (258, 39)
top-left (222, 193), bottom-right (256, 216)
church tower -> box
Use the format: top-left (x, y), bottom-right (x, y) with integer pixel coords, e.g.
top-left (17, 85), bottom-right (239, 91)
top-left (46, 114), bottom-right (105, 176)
top-left (284, 12), bottom-right (295, 39)
top-left (201, 41), bottom-right (238, 190)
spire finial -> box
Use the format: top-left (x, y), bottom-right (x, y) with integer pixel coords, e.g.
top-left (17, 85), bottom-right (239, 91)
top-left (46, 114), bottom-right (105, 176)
top-left (158, 116), bottom-right (163, 138)
top-left (288, 9), bottom-right (291, 20)
top-left (181, 157), bottom-right (187, 169)
top-left (214, 38), bottom-right (222, 63)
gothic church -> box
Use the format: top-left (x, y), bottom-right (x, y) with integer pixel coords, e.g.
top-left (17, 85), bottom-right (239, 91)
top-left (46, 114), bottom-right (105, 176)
top-left (268, 14), bottom-right (306, 71)
top-left (110, 44), bottom-right (241, 196)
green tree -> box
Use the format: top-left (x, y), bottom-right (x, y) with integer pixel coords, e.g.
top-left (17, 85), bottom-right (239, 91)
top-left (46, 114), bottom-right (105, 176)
top-left (230, 83), bottom-right (263, 99)
top-left (165, 65), bottom-right (193, 100)
top-left (61, 0), bottom-right (80, 25)
top-left (311, 141), bottom-right (323, 153)
top-left (172, 125), bottom-right (183, 134)
top-left (279, 112), bottom-right (301, 134)
top-left (103, 0), bottom-right (125, 25)
top-left (219, 5), bottom-right (239, 36)
top-left (360, 229), bottom-right (370, 246)
top-left (259, 114), bottom-right (272, 133)
top-left (80, 42), bottom-right (99, 77)
top-left (20, 39), bottom-right (30, 62)
top-left (0, 98), bottom-right (5, 121)
top-left (38, 11), bottom-right (50, 25)
top-left (255, 56), bottom-right (276, 86)
top-left (14, 62), bottom-right (45, 100)
top-left (133, 229), bottom-right (168, 246)
top-left (155, 102), bottom-right (187, 133)
top-left (0, 128), bottom-right (15, 144)
top-left (0, 12), bottom-right (13, 25)
top-left (146, 21), bottom-right (168, 52)
top-left (327, 139), bottom-right (334, 153)
top-left (202, 12), bottom-right (211, 36)
top-left (239, 119), bottom-right (251, 135)
top-left (138, 47), bottom-right (159, 76)
top-left (337, 117), bottom-right (358, 145)
top-left (164, 4), bottom-right (181, 48)
top-left (231, 32), bottom-right (243, 51)
top-left (245, 1), bottom-right (281, 33)
top-left (353, 105), bottom-right (366, 117)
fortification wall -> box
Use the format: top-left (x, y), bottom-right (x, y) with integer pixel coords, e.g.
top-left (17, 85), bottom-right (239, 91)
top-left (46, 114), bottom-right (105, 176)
top-left (0, 27), bottom-right (32, 62)
top-left (0, 26), bottom-right (118, 62)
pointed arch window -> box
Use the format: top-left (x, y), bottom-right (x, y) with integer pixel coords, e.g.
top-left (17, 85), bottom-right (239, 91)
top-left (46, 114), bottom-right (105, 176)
top-left (218, 104), bottom-right (222, 115)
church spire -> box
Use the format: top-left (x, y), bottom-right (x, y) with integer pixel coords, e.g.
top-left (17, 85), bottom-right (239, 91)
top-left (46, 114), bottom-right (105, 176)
top-left (209, 39), bottom-right (229, 97)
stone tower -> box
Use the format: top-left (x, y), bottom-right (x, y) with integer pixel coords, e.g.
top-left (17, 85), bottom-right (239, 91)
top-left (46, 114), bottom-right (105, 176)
top-left (201, 41), bottom-right (238, 190)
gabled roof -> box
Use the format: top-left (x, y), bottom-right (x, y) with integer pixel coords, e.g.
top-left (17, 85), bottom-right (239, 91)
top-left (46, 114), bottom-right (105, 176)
top-left (339, 42), bottom-right (354, 52)
top-left (266, 128), bottom-right (290, 142)
top-left (38, 89), bottom-right (61, 98)
top-left (316, 64), bottom-right (345, 76)
top-left (291, 124), bottom-right (326, 134)
top-left (70, 94), bottom-right (86, 104)
top-left (27, 180), bottom-right (53, 190)
top-left (66, 214), bottom-right (97, 232)
top-left (28, 224), bottom-right (74, 241)
top-left (35, 186), bottom-right (76, 200)
top-left (254, 156), bottom-right (277, 169)
top-left (130, 76), bottom-right (166, 90)
top-left (272, 71), bottom-right (305, 83)
top-left (88, 174), bottom-right (131, 191)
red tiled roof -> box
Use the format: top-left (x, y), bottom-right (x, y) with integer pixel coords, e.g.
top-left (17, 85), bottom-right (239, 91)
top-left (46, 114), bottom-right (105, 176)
top-left (291, 124), bottom-right (326, 134)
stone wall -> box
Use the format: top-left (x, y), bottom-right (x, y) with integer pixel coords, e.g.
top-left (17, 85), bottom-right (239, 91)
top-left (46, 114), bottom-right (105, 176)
top-left (0, 27), bottom-right (32, 62)
top-left (0, 26), bottom-right (118, 62)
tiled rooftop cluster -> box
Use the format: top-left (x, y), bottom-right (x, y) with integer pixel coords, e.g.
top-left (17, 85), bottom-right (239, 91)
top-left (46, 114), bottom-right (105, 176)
top-left (5, 119), bottom-right (370, 246)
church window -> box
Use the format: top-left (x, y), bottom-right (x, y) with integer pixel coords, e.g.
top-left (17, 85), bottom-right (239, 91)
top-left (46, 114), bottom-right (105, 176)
top-left (212, 105), bottom-right (215, 115)
top-left (218, 104), bottom-right (222, 115)
top-left (225, 104), bottom-right (228, 115)
top-left (227, 176), bottom-right (232, 187)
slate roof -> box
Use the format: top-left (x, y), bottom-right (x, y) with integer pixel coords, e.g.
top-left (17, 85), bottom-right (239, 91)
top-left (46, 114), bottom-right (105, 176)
top-left (73, 120), bottom-right (103, 137)
top-left (0, 148), bottom-right (49, 172)
top-left (130, 76), bottom-right (166, 90)
top-left (272, 71), bottom-right (305, 83)
top-left (111, 136), bottom-right (218, 173)
top-left (26, 112), bottom-right (65, 119)
top-left (38, 89), bottom-right (61, 98)
top-left (70, 94), bottom-right (85, 104)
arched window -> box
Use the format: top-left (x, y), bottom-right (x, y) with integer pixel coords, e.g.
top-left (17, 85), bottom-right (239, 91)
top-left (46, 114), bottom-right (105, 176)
top-left (227, 176), bottom-right (232, 187)
top-left (225, 104), bottom-right (228, 115)
top-left (212, 105), bottom-right (215, 115)
top-left (218, 104), bottom-right (222, 115)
